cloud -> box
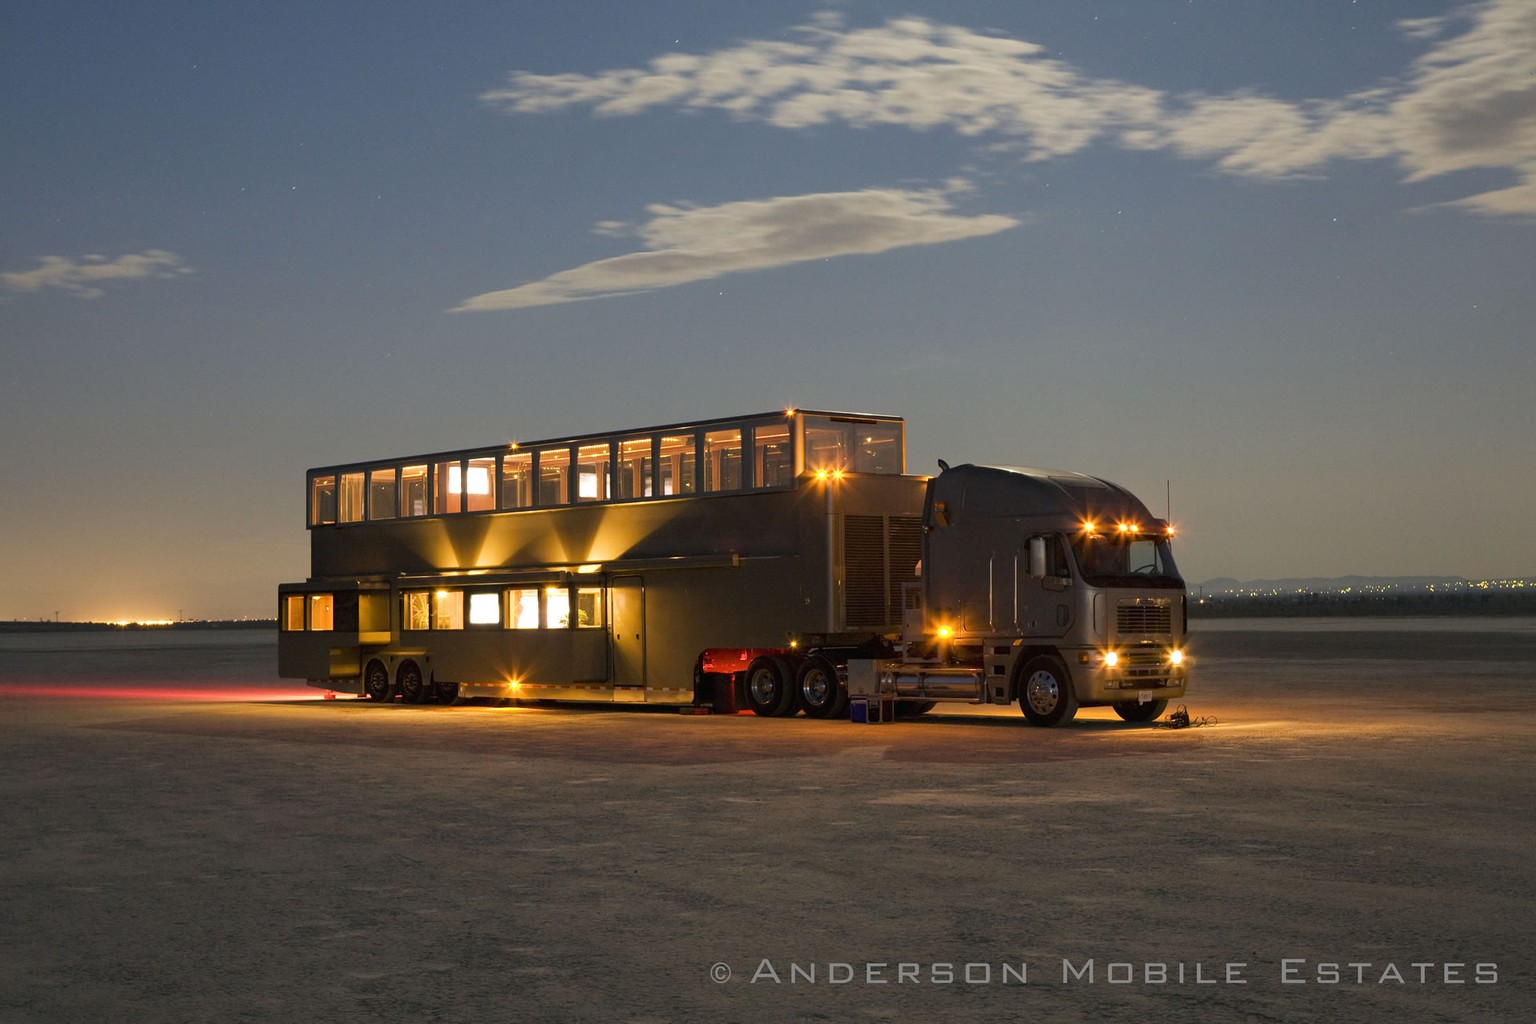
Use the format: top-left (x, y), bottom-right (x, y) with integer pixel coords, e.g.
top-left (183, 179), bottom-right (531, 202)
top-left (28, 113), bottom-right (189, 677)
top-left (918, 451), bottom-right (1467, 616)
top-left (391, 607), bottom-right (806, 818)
top-left (484, 1), bottom-right (1536, 217)
top-left (451, 185), bottom-right (1018, 311)
top-left (1, 249), bottom-right (194, 299)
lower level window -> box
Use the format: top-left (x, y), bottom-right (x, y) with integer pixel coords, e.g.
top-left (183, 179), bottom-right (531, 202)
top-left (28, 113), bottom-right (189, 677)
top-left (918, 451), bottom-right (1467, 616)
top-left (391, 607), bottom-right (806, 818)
top-left (308, 593), bottom-right (334, 631)
top-left (433, 590), bottom-right (464, 630)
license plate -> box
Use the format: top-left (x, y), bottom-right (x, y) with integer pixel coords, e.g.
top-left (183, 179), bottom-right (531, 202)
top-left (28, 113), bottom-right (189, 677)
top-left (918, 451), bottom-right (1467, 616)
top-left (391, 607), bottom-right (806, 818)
top-left (1137, 690), bottom-right (1155, 704)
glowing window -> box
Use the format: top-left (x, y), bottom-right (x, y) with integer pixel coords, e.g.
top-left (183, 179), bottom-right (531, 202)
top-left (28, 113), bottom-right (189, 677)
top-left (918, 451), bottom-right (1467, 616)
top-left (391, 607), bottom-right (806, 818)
top-left (368, 468), bottom-right (397, 521)
top-left (500, 451), bottom-right (533, 510)
top-left (545, 586), bottom-right (572, 628)
top-left (659, 433), bottom-right (696, 495)
top-left (404, 591), bottom-right (430, 631)
top-left (310, 475), bottom-right (337, 526)
top-left (617, 437), bottom-right (653, 499)
top-left (400, 465), bottom-right (428, 517)
top-left (433, 590), bottom-right (463, 630)
top-left (507, 588), bottom-right (540, 629)
top-left (282, 594), bottom-right (305, 631)
top-left (468, 592), bottom-right (501, 626)
top-left (339, 472), bottom-right (365, 523)
top-left (802, 415), bottom-right (903, 475)
top-left (308, 593), bottom-right (334, 631)
top-left (465, 457), bottom-right (495, 512)
top-left (434, 461), bottom-right (461, 515)
top-left (704, 429), bottom-right (742, 492)
top-left (577, 442), bottom-right (611, 502)
top-left (574, 587), bottom-right (604, 628)
top-left (750, 421), bottom-right (792, 489)
top-left (538, 448), bottom-right (570, 506)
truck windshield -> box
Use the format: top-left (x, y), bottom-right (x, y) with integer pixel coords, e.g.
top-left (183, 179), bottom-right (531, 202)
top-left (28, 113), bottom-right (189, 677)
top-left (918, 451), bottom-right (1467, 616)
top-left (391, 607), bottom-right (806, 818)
top-left (1070, 534), bottom-right (1183, 589)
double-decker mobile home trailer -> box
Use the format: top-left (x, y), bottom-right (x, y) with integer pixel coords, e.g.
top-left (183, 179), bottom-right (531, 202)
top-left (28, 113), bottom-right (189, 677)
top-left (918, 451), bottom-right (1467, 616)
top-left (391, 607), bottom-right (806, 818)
top-left (277, 409), bottom-right (1189, 725)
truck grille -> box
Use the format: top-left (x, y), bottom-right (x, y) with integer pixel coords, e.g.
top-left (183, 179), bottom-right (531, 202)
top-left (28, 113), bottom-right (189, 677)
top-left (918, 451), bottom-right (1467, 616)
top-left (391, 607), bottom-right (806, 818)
top-left (1117, 602), bottom-right (1171, 635)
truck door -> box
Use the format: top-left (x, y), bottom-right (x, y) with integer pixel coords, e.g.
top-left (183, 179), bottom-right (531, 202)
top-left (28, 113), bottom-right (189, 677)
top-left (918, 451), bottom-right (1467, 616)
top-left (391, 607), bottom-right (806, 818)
top-left (1018, 534), bottom-right (1073, 638)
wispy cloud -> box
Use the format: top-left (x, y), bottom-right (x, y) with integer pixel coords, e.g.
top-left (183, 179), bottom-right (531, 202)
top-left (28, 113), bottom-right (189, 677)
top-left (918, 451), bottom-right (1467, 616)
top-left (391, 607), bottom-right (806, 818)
top-left (1, 249), bottom-right (194, 299)
top-left (451, 184), bottom-right (1017, 312)
top-left (484, 0), bottom-right (1536, 217)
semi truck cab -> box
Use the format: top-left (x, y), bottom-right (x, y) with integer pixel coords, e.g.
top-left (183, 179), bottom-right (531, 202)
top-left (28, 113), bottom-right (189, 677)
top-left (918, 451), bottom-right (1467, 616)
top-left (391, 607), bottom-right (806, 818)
top-left (863, 463), bottom-right (1189, 726)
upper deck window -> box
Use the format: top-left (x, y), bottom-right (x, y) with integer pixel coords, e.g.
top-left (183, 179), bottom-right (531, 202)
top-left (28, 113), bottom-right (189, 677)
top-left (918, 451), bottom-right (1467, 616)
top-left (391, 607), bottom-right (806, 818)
top-left (310, 475), bottom-right (337, 526)
top-left (577, 443), bottom-right (611, 503)
top-left (538, 447), bottom-right (571, 506)
top-left (659, 433), bottom-right (696, 496)
top-left (339, 472), bottom-right (366, 523)
top-left (617, 436), bottom-right (653, 499)
top-left (368, 468), bottom-right (397, 521)
top-left (433, 461), bottom-right (461, 515)
top-left (704, 429), bottom-right (742, 492)
top-left (464, 457), bottom-right (496, 512)
top-left (750, 421), bottom-right (793, 489)
top-left (500, 451), bottom-right (533, 510)
top-left (802, 415), bottom-right (903, 475)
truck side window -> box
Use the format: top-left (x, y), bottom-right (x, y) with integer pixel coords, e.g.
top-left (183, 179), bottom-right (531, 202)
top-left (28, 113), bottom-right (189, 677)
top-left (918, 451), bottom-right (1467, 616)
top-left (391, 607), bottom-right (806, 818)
top-left (1035, 535), bottom-right (1069, 577)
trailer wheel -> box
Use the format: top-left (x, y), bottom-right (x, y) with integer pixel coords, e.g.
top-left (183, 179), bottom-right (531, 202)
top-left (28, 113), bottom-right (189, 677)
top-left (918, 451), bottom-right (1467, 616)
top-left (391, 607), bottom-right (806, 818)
top-left (797, 656), bottom-right (846, 719)
top-left (1018, 656), bottom-right (1077, 727)
top-left (433, 679), bottom-right (462, 706)
top-left (398, 661), bottom-right (428, 704)
top-left (744, 656), bottom-right (796, 717)
top-left (1112, 698), bottom-right (1167, 723)
top-left (364, 660), bottom-right (393, 702)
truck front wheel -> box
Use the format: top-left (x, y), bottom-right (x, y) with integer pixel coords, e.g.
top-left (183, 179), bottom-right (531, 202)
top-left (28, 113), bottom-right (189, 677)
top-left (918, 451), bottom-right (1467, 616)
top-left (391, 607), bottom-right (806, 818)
top-left (1018, 656), bottom-right (1077, 727)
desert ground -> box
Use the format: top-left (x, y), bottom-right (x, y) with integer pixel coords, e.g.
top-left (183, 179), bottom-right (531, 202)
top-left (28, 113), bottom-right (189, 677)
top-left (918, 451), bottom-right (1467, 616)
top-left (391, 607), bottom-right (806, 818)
top-left (2, 619), bottom-right (1532, 1023)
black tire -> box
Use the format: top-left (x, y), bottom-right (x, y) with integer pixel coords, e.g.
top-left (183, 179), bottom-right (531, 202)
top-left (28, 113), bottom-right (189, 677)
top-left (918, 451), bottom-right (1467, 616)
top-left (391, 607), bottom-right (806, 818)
top-left (398, 661), bottom-right (428, 704)
top-left (1017, 655), bottom-right (1078, 727)
top-left (895, 700), bottom-right (937, 717)
top-left (364, 660), bottom-right (394, 702)
top-left (743, 656), bottom-right (797, 717)
top-left (1112, 698), bottom-right (1167, 723)
top-left (796, 656), bottom-right (846, 719)
top-left (433, 679), bottom-right (462, 706)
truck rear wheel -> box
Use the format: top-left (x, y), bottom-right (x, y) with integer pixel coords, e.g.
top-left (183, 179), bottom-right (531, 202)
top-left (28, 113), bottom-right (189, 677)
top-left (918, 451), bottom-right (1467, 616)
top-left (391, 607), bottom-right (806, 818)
top-left (1018, 656), bottom-right (1077, 727)
top-left (364, 660), bottom-right (393, 702)
top-left (1112, 698), bottom-right (1167, 722)
top-left (796, 656), bottom-right (846, 719)
top-left (398, 661), bottom-right (428, 704)
top-left (744, 656), bottom-right (797, 717)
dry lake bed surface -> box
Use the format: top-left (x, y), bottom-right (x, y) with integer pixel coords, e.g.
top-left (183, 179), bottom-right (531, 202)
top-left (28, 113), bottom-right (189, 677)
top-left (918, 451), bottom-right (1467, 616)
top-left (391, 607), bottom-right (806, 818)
top-left (2, 618), bottom-right (1533, 1023)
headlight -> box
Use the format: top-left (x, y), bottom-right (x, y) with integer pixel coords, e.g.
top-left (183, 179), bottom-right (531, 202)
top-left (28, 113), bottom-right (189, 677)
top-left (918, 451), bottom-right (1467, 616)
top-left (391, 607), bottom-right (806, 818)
top-left (1169, 649), bottom-right (1184, 666)
top-left (1101, 650), bottom-right (1119, 668)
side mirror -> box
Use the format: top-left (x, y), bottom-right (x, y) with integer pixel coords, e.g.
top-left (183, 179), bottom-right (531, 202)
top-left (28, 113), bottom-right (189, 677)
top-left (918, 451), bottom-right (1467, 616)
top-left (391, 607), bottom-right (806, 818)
top-left (1027, 536), bottom-right (1047, 580)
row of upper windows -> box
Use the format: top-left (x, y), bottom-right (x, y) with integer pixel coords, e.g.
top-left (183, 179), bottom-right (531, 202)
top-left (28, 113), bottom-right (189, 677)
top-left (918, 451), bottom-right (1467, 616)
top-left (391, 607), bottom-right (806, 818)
top-left (281, 585), bottom-right (605, 632)
top-left (308, 413), bottom-right (903, 527)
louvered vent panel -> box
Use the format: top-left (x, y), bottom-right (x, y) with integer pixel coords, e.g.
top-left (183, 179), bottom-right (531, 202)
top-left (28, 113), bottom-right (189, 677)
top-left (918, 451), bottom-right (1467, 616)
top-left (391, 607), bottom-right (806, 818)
top-left (844, 515), bottom-right (888, 628)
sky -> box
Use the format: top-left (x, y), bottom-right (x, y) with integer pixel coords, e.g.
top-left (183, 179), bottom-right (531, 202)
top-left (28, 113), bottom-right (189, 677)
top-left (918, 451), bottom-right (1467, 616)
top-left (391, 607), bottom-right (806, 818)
top-left (2, 0), bottom-right (1534, 621)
